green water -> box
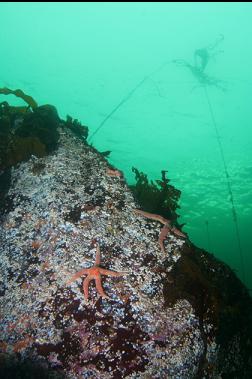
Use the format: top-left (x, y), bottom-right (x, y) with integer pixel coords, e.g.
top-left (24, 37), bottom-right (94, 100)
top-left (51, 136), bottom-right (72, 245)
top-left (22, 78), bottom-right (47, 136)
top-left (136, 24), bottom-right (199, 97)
top-left (1, 2), bottom-right (252, 291)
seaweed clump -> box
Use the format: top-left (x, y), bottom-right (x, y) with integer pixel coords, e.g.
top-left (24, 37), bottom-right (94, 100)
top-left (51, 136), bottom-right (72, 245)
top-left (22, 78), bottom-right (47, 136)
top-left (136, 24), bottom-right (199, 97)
top-left (0, 101), bottom-right (60, 171)
top-left (0, 87), bottom-right (38, 110)
top-left (0, 88), bottom-right (61, 214)
top-left (64, 115), bottom-right (88, 140)
top-left (129, 167), bottom-right (181, 223)
top-left (15, 105), bottom-right (60, 152)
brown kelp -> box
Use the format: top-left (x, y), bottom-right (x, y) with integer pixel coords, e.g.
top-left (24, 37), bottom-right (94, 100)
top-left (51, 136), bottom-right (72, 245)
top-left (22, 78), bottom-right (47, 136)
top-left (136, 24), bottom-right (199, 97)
top-left (129, 167), bottom-right (182, 226)
top-left (0, 89), bottom-right (60, 172)
top-left (0, 87), bottom-right (38, 110)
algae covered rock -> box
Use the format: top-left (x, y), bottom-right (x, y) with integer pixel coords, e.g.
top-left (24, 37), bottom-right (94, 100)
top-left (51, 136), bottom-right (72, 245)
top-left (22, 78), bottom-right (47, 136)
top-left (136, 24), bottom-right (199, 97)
top-left (0, 121), bottom-right (251, 378)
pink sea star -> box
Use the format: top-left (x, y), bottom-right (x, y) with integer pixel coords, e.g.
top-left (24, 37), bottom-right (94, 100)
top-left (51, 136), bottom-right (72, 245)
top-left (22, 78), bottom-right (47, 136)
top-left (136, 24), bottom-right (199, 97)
top-left (66, 243), bottom-right (127, 300)
top-left (133, 209), bottom-right (186, 254)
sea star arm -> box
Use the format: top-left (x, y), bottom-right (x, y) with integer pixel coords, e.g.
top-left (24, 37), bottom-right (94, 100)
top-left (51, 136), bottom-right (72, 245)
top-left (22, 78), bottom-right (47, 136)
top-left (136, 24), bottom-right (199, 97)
top-left (95, 243), bottom-right (101, 265)
top-left (83, 276), bottom-right (92, 300)
top-left (94, 275), bottom-right (109, 298)
top-left (66, 268), bottom-right (89, 285)
top-left (171, 226), bottom-right (186, 238)
top-left (133, 209), bottom-right (170, 225)
top-left (98, 268), bottom-right (128, 277)
top-left (158, 224), bottom-right (170, 254)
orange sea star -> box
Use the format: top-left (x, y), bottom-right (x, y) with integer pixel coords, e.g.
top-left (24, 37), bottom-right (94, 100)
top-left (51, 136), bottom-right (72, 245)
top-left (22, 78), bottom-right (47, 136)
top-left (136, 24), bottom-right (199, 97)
top-left (133, 209), bottom-right (186, 254)
top-left (66, 243), bottom-right (127, 300)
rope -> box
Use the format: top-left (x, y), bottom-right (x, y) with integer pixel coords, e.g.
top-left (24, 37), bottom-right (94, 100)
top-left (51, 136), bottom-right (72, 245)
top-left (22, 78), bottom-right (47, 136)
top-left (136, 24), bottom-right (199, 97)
top-left (88, 61), bottom-right (171, 142)
top-left (88, 76), bottom-right (147, 142)
top-left (205, 220), bottom-right (211, 252)
top-left (203, 85), bottom-right (246, 282)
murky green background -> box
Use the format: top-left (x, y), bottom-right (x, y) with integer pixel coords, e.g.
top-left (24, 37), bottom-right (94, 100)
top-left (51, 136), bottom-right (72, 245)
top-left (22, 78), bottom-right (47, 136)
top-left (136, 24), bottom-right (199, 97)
top-left (1, 2), bottom-right (251, 291)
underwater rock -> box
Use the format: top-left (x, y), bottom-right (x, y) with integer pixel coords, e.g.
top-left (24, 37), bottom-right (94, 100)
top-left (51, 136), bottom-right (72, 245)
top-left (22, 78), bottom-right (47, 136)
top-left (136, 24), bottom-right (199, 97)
top-left (0, 123), bottom-right (251, 379)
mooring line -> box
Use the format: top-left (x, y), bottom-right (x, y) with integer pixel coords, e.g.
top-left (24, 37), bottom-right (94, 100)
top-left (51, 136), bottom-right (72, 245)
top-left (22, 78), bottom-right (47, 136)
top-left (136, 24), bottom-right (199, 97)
top-left (203, 85), bottom-right (245, 282)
